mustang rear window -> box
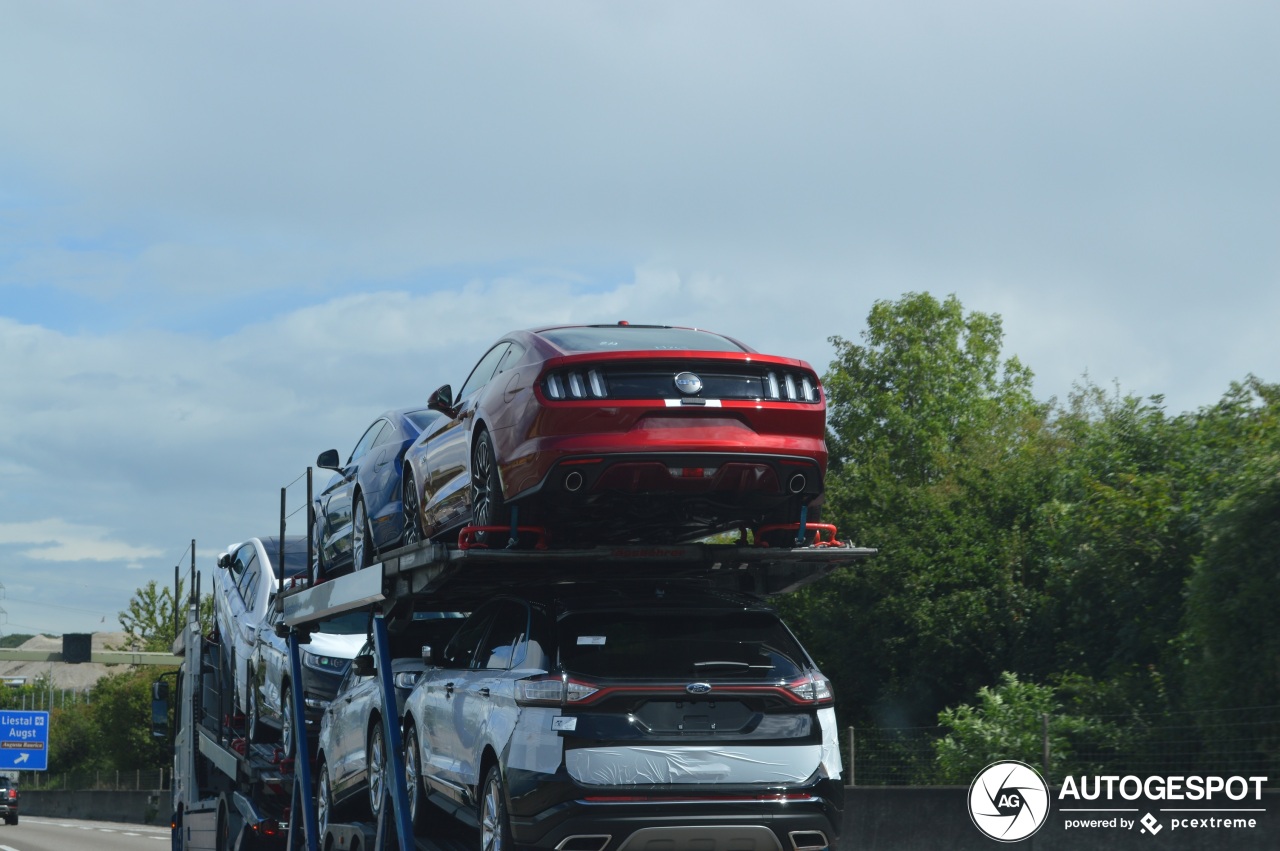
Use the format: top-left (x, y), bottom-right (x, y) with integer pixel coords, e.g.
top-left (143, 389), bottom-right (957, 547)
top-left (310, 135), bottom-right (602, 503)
top-left (559, 610), bottom-right (808, 681)
top-left (542, 326), bottom-right (747, 354)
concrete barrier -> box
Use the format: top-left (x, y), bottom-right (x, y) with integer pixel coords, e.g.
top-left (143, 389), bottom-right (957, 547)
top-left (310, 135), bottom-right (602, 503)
top-left (841, 786), bottom-right (1278, 850)
top-left (24, 786), bottom-right (1279, 848)
top-left (23, 789), bottom-right (162, 825)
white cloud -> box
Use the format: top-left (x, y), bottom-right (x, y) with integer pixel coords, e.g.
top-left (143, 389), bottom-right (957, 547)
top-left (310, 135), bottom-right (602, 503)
top-left (0, 518), bottom-right (161, 563)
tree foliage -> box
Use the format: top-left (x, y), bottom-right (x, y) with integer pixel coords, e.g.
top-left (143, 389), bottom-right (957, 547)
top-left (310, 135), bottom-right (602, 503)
top-left (935, 673), bottom-right (1121, 784)
top-left (118, 578), bottom-right (212, 652)
top-left (780, 292), bottom-right (1278, 773)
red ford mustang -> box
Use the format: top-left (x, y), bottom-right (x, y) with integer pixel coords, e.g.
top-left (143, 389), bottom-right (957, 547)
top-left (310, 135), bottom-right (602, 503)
top-left (401, 323), bottom-right (827, 546)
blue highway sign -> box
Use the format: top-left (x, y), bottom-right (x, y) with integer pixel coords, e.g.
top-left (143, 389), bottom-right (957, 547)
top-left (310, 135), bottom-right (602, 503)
top-left (0, 710), bottom-right (49, 771)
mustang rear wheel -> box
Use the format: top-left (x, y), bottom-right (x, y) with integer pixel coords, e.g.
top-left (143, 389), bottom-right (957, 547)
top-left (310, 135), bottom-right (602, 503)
top-left (471, 430), bottom-right (509, 544)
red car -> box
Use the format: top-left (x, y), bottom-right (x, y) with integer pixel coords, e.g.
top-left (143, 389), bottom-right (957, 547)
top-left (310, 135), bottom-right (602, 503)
top-left (400, 323), bottom-right (827, 546)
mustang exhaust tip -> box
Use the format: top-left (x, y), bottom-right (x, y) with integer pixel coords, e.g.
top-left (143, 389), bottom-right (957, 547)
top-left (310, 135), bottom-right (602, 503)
top-left (788, 473), bottom-right (808, 494)
top-left (564, 471), bottom-right (586, 492)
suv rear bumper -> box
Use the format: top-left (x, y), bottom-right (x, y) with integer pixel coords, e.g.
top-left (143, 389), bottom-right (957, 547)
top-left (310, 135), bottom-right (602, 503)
top-left (507, 773), bottom-right (842, 851)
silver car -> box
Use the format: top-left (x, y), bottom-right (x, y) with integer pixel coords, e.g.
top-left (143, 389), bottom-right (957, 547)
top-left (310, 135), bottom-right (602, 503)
top-left (400, 584), bottom-right (845, 851)
top-left (313, 612), bottom-right (465, 836)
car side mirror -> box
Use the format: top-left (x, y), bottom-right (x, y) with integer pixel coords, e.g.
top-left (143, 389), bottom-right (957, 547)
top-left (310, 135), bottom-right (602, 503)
top-left (353, 655), bottom-right (374, 677)
top-left (427, 384), bottom-right (454, 415)
top-left (421, 645), bottom-right (433, 665)
top-left (316, 449), bottom-right (341, 470)
top-left (217, 553), bottom-right (232, 569)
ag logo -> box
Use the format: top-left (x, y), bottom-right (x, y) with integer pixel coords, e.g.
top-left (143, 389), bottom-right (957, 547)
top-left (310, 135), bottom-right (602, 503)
top-left (968, 760), bottom-right (1050, 842)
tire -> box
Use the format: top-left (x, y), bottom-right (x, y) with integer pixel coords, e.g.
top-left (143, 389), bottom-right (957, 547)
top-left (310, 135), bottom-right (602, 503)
top-left (402, 472), bottom-right (423, 547)
top-left (479, 765), bottom-right (513, 851)
top-left (367, 721), bottom-right (387, 822)
top-left (281, 682), bottom-right (296, 758)
top-left (404, 725), bottom-right (430, 832)
top-left (246, 672), bottom-right (265, 744)
top-left (5, 815), bottom-right (15, 826)
top-left (216, 802), bottom-right (230, 851)
top-left (353, 495), bottom-right (374, 570)
top-left (471, 430), bottom-right (509, 545)
top-left (316, 761), bottom-right (333, 839)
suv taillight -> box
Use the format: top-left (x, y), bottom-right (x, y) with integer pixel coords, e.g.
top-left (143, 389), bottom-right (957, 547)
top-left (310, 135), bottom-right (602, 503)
top-left (6, 789), bottom-right (15, 800)
top-left (515, 673), bottom-right (599, 706)
top-left (785, 673), bottom-right (834, 705)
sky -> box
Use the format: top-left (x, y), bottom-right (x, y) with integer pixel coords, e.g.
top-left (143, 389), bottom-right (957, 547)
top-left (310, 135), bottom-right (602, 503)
top-left (1, 2), bottom-right (1277, 637)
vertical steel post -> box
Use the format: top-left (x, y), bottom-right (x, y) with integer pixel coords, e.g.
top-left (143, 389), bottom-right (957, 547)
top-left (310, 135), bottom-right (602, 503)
top-left (1042, 712), bottom-right (1051, 781)
top-left (279, 487), bottom-right (287, 601)
top-left (848, 726), bottom-right (855, 787)
top-left (307, 468), bottom-right (314, 585)
top-left (287, 631), bottom-right (319, 851)
top-left (371, 612), bottom-right (415, 851)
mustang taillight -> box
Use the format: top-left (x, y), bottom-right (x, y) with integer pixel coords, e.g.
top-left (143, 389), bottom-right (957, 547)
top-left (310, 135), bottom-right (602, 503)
top-left (764, 370), bottom-right (819, 402)
top-left (515, 673), bottom-right (600, 706)
top-left (544, 369), bottom-right (609, 400)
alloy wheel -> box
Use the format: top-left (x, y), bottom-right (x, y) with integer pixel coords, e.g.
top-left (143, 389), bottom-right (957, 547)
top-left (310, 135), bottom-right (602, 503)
top-left (367, 723), bottom-right (386, 820)
top-left (402, 474), bottom-right (422, 546)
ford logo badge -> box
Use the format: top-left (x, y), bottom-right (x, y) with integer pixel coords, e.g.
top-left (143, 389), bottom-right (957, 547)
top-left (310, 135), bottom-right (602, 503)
top-left (686, 682), bottom-right (712, 695)
top-left (674, 372), bottom-right (703, 396)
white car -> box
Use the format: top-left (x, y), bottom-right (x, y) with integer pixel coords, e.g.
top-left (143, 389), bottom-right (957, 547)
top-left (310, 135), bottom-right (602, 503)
top-left (212, 536), bottom-right (315, 723)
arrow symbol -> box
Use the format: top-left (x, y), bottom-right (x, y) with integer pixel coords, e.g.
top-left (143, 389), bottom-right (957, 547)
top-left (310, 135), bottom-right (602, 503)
top-left (13, 753), bottom-right (29, 765)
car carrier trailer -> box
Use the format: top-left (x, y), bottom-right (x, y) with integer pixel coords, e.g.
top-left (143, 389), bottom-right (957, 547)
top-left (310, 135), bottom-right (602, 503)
top-left (160, 543), bottom-right (302, 851)
top-left (164, 514), bottom-right (875, 851)
top-left (279, 524), bottom-right (876, 851)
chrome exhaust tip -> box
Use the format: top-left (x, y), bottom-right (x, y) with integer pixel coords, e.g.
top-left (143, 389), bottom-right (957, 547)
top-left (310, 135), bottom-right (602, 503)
top-left (564, 471), bottom-right (585, 492)
top-left (789, 830), bottom-right (829, 851)
top-left (788, 473), bottom-right (808, 494)
top-left (555, 836), bottom-right (611, 851)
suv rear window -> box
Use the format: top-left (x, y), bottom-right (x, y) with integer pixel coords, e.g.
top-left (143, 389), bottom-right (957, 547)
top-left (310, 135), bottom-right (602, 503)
top-left (541, 326), bottom-right (747, 354)
top-left (558, 609), bottom-right (808, 681)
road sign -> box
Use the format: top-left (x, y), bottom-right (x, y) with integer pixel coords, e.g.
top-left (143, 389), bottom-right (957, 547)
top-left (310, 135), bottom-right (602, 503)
top-left (0, 710), bottom-right (49, 771)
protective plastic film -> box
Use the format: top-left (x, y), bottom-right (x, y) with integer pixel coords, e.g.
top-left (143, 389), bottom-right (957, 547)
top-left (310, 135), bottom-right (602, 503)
top-left (504, 707), bottom-right (565, 774)
top-left (566, 744), bottom-right (822, 786)
top-left (817, 706), bottom-right (843, 780)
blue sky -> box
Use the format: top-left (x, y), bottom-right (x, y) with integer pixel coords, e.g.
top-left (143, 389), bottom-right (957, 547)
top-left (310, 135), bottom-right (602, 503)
top-left (1, 1), bottom-right (1277, 636)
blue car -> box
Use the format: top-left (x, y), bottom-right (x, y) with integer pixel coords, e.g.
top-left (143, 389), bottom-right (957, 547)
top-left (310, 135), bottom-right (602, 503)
top-left (312, 408), bottom-right (447, 582)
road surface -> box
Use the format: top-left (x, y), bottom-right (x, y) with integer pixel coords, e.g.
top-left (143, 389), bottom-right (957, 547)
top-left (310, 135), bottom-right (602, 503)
top-left (0, 817), bottom-right (169, 851)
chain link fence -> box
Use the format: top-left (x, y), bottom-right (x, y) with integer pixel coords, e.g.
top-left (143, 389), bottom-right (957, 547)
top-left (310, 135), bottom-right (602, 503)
top-left (848, 704), bottom-right (1279, 786)
top-left (18, 768), bottom-right (169, 792)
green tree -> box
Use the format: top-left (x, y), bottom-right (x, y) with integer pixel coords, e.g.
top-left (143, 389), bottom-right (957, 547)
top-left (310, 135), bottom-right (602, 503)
top-left (88, 667), bottom-right (176, 771)
top-left (935, 672), bottom-right (1121, 785)
top-left (118, 578), bottom-right (212, 652)
top-left (1184, 458), bottom-right (1280, 711)
top-left (1034, 383), bottom-right (1196, 694)
top-left (781, 292), bottom-right (1052, 728)
top-left (48, 701), bottom-right (104, 774)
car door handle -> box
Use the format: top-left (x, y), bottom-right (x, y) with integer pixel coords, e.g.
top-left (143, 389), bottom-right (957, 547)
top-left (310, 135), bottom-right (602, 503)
top-left (445, 682), bottom-right (455, 695)
top-left (478, 687), bottom-right (490, 698)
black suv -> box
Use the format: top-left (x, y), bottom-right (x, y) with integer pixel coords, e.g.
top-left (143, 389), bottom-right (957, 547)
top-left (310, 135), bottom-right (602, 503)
top-left (401, 583), bottom-right (843, 851)
top-left (0, 775), bottom-right (17, 825)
